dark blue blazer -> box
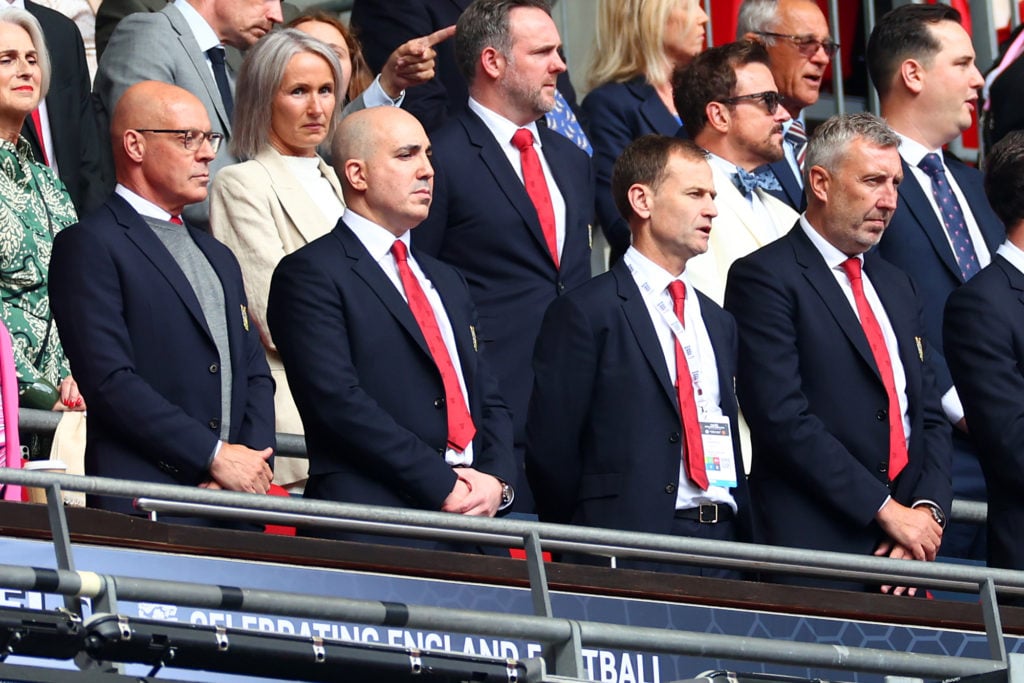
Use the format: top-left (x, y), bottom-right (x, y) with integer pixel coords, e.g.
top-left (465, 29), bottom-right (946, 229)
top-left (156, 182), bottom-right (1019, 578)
top-left (526, 259), bottom-right (750, 538)
top-left (48, 194), bottom-right (275, 514)
top-left (350, 0), bottom-right (579, 133)
top-left (761, 157), bottom-right (806, 213)
top-left (267, 221), bottom-right (516, 519)
top-left (581, 78), bottom-right (680, 259)
top-left (877, 155), bottom-right (1004, 394)
top-left (944, 255), bottom-right (1024, 571)
top-left (413, 107), bottom-right (594, 510)
top-left (725, 225), bottom-right (952, 564)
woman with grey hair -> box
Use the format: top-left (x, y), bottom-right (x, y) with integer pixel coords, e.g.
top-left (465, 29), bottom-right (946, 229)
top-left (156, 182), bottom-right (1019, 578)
top-left (0, 7), bottom-right (84, 416)
top-left (209, 28), bottom-right (345, 491)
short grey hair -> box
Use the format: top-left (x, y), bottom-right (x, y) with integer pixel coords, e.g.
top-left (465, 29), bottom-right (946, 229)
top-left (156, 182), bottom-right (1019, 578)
top-left (736, 0), bottom-right (779, 42)
top-left (0, 8), bottom-right (50, 100)
top-left (455, 0), bottom-right (551, 87)
top-left (804, 112), bottom-right (900, 184)
top-left (230, 28), bottom-right (344, 160)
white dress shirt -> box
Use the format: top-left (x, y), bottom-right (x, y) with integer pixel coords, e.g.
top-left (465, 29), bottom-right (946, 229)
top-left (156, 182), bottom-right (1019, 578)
top-left (467, 97), bottom-right (566, 258)
top-left (624, 247), bottom-right (737, 512)
top-left (344, 208), bottom-right (474, 466)
top-left (707, 152), bottom-right (787, 239)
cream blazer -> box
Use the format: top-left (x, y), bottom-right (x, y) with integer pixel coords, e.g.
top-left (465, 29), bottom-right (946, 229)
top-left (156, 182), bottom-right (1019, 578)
top-left (210, 147), bottom-right (344, 487)
top-left (686, 162), bottom-right (800, 306)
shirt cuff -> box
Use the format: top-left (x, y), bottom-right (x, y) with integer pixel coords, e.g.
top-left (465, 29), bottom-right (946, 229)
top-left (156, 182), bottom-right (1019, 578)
top-left (207, 439), bottom-right (223, 471)
top-left (363, 74), bottom-right (405, 108)
top-left (941, 385), bottom-right (964, 424)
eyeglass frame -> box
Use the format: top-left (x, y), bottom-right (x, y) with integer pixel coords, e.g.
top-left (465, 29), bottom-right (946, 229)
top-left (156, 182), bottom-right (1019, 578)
top-left (716, 90), bottom-right (785, 116)
top-left (134, 128), bottom-right (224, 154)
top-left (754, 31), bottom-right (839, 58)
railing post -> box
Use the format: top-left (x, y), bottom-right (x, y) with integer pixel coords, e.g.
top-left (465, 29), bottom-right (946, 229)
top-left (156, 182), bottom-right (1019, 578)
top-left (44, 482), bottom-right (78, 615)
top-left (980, 577), bottom-right (1008, 665)
top-left (524, 531), bottom-right (553, 619)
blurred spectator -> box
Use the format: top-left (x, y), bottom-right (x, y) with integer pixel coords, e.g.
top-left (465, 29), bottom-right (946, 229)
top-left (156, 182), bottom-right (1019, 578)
top-left (288, 12), bottom-right (373, 106)
top-left (413, 0), bottom-right (594, 513)
top-left (0, 8), bottom-right (84, 417)
top-left (32, 0), bottom-right (97, 79)
top-left (582, 0), bottom-right (708, 262)
top-left (210, 29), bottom-right (346, 491)
top-left (49, 81), bottom-right (275, 522)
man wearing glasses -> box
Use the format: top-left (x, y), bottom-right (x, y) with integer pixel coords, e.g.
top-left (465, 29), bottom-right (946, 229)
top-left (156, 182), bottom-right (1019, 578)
top-left (672, 40), bottom-right (798, 307)
top-left (738, 0), bottom-right (836, 212)
top-left (867, 4), bottom-right (1004, 563)
top-left (49, 81), bottom-right (276, 524)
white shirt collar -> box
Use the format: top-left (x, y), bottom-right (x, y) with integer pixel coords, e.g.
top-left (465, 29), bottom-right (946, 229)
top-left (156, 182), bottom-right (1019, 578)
top-left (625, 245), bottom-right (697, 306)
top-left (343, 208), bottom-right (408, 262)
top-left (997, 239), bottom-right (1024, 275)
top-left (895, 132), bottom-right (939, 169)
top-left (467, 97), bottom-right (542, 150)
top-left (173, 0), bottom-right (221, 53)
top-left (799, 214), bottom-right (861, 270)
top-left (115, 183), bottom-right (178, 223)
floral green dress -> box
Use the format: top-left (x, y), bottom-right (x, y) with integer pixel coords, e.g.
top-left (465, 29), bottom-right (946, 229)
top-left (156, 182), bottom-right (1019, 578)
top-left (0, 136), bottom-right (78, 401)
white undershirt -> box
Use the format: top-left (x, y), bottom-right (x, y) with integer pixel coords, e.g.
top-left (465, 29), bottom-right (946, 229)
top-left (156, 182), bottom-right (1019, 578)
top-left (280, 155), bottom-right (344, 226)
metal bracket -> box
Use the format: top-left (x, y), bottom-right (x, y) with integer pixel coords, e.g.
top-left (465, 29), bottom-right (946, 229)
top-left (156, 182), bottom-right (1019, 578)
top-left (524, 531), bottom-right (553, 618)
top-left (980, 577), bottom-right (1008, 664)
top-left (44, 482), bottom-right (79, 616)
top-left (546, 619), bottom-right (583, 679)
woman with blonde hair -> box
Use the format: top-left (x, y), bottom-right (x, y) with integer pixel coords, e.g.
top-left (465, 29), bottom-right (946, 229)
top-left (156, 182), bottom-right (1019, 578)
top-left (582, 0), bottom-right (708, 263)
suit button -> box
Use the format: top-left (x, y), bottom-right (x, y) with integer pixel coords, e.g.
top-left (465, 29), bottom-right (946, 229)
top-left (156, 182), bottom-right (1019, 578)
top-left (875, 409), bottom-right (887, 421)
top-left (434, 397), bottom-right (445, 409)
top-left (668, 432), bottom-right (680, 443)
top-left (665, 483), bottom-right (677, 494)
top-left (208, 419), bottom-right (220, 430)
top-left (437, 448), bottom-right (445, 456)
top-left (209, 363), bottom-right (218, 374)
top-left (557, 281), bottom-right (566, 293)
top-left (878, 462), bottom-right (888, 474)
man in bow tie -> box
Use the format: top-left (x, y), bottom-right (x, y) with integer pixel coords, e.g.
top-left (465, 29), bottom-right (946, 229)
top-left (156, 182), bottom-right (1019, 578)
top-left (672, 40), bottom-right (798, 307)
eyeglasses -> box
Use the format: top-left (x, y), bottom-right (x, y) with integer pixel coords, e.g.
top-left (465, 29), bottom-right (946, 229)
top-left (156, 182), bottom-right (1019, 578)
top-left (755, 31), bottom-right (840, 58)
top-left (717, 91), bottom-right (784, 116)
top-left (134, 128), bottom-right (223, 154)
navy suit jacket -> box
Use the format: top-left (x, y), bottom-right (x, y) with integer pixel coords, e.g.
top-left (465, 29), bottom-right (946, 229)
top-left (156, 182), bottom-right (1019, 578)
top-left (267, 221), bottom-right (516, 520)
top-left (725, 225), bottom-right (952, 566)
top-left (24, 0), bottom-right (108, 215)
top-left (878, 155), bottom-right (1004, 395)
top-left (527, 259), bottom-right (750, 538)
top-left (48, 194), bottom-right (275, 515)
top-left (761, 157), bottom-right (806, 213)
top-left (944, 255), bottom-right (1024, 571)
top-left (581, 78), bottom-right (680, 260)
top-left (413, 107), bottom-right (594, 510)
top-left (350, 0), bottom-right (578, 133)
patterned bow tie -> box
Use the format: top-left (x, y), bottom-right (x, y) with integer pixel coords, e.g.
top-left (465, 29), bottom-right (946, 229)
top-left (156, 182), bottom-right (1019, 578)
top-left (732, 167), bottom-right (782, 196)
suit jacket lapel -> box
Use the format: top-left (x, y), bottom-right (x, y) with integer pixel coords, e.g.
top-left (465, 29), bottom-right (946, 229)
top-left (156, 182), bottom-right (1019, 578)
top-left (897, 158), bottom-right (963, 282)
top-left (335, 224), bottom-right (433, 360)
top-left (112, 195), bottom-right (214, 342)
top-left (613, 261), bottom-right (678, 407)
top-left (766, 158), bottom-right (803, 210)
top-left (710, 164), bottom-right (772, 247)
top-left (631, 79), bottom-right (679, 135)
top-left (864, 254), bottom-right (920, 395)
top-left (254, 148), bottom-right (341, 244)
top-left (164, 4), bottom-right (232, 134)
top-left (462, 110), bottom-right (557, 263)
top-left (946, 155), bottom-right (1005, 252)
top-left (791, 226), bottom-right (882, 380)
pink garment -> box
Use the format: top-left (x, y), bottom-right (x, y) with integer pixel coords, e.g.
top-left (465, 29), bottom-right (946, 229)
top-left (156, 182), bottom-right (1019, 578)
top-left (0, 322), bottom-right (22, 501)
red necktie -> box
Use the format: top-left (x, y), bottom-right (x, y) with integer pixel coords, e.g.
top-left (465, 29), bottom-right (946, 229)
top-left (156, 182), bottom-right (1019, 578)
top-left (391, 240), bottom-right (476, 452)
top-left (667, 280), bottom-right (708, 490)
top-left (511, 128), bottom-right (559, 268)
top-left (840, 258), bottom-right (909, 480)
top-left (170, 215), bottom-right (183, 225)
top-left (30, 108), bottom-right (48, 167)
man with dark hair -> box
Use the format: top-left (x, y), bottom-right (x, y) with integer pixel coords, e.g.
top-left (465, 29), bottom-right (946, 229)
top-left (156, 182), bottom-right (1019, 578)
top-left (868, 3), bottom-right (1003, 561)
top-left (412, 0), bottom-right (594, 512)
top-left (945, 131), bottom-right (1024, 574)
top-left (726, 113), bottom-right (952, 592)
top-left (738, 0), bottom-right (835, 211)
top-left (672, 40), bottom-right (796, 306)
top-left (527, 134), bottom-right (748, 575)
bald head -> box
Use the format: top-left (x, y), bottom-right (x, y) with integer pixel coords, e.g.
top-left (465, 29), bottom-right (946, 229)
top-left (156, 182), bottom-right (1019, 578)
top-left (332, 107), bottom-right (434, 235)
top-left (113, 81), bottom-right (217, 214)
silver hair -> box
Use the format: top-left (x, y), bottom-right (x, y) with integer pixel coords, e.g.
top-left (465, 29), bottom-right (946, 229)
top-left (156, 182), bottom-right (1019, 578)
top-left (736, 0), bottom-right (779, 42)
top-left (804, 112), bottom-right (900, 184)
top-left (230, 28), bottom-right (344, 160)
top-left (0, 7), bottom-right (50, 100)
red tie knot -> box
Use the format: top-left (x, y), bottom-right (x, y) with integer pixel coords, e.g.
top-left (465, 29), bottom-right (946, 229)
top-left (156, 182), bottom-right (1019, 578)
top-left (667, 279), bottom-right (686, 303)
top-left (170, 215), bottom-right (183, 225)
top-left (511, 128), bottom-right (534, 152)
top-left (391, 239), bottom-right (409, 262)
top-left (840, 257), bottom-right (862, 282)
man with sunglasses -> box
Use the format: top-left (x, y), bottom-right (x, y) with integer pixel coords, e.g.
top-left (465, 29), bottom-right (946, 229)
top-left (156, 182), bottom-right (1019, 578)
top-left (672, 40), bottom-right (798, 307)
top-left (739, 0), bottom-right (836, 212)
top-left (48, 81), bottom-right (276, 524)
top-left (868, 4), bottom-right (1004, 562)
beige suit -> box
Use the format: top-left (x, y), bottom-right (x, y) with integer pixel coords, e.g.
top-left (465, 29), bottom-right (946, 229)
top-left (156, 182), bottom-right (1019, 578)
top-left (210, 147), bottom-right (344, 487)
top-left (687, 162), bottom-right (799, 306)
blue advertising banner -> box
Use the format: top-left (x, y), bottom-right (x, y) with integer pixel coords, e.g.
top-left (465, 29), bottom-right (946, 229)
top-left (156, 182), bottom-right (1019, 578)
top-left (0, 537), bottom-right (1014, 682)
